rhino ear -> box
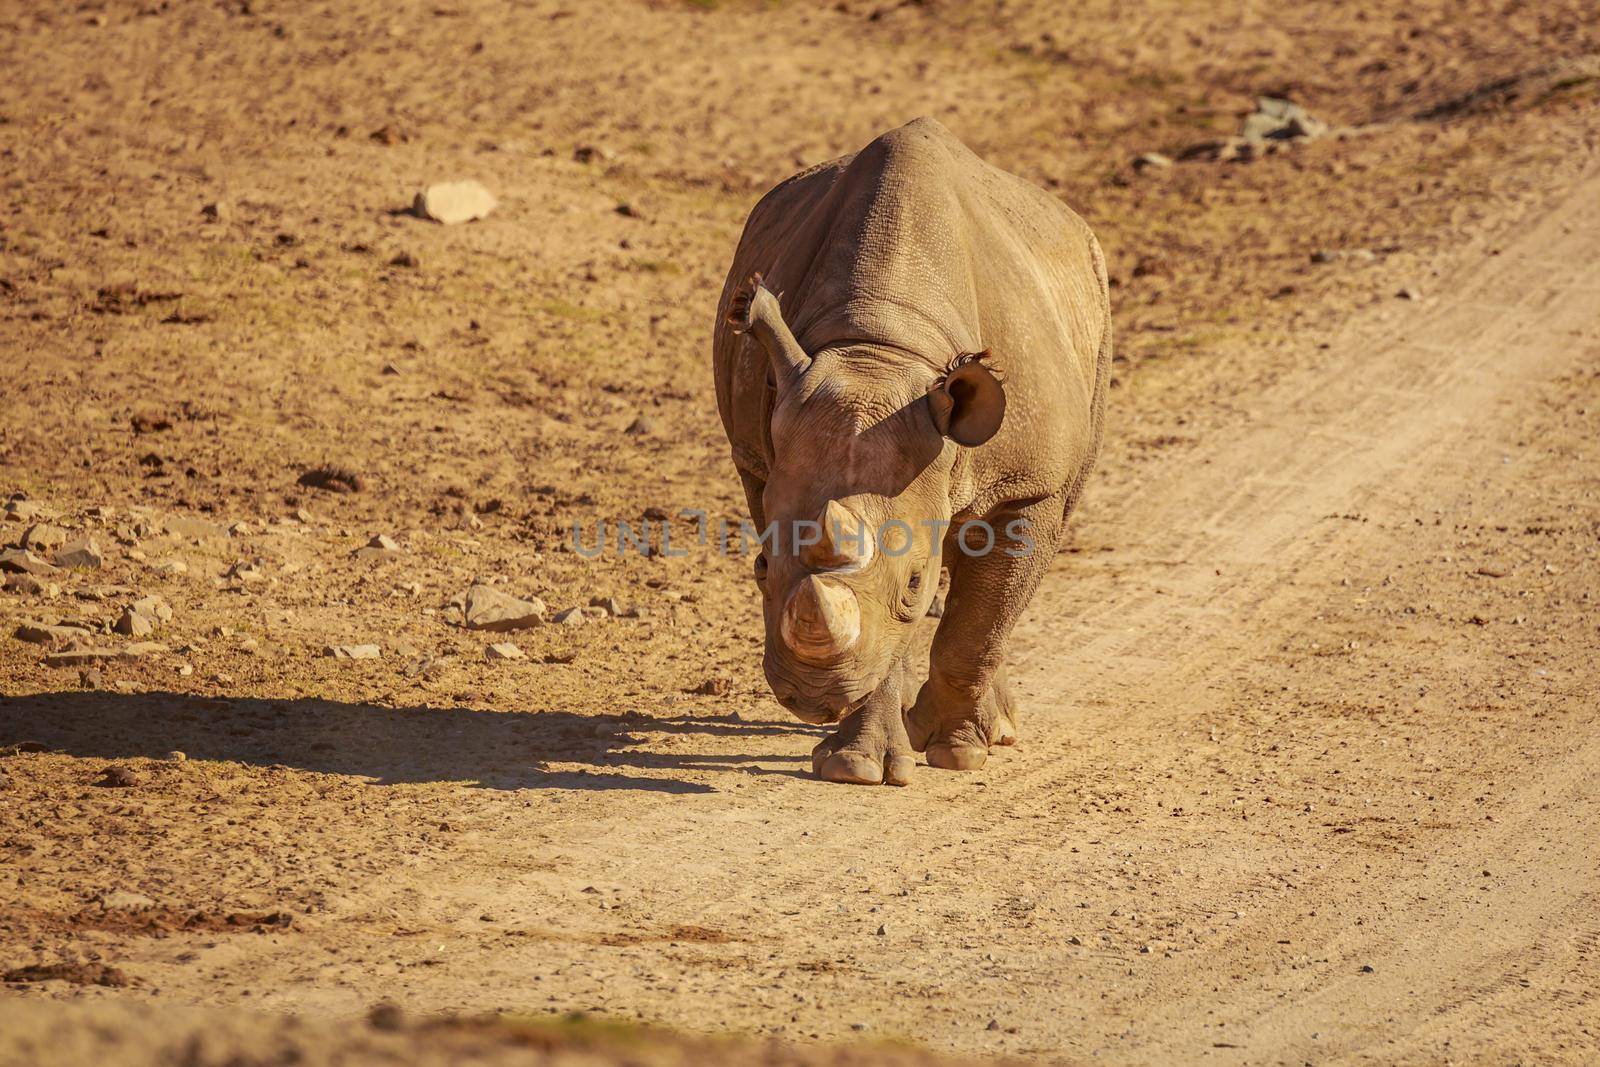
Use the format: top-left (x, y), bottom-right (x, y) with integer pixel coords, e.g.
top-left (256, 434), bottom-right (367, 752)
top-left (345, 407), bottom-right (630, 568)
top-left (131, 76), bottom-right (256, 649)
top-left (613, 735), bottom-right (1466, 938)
top-left (928, 352), bottom-right (1005, 446)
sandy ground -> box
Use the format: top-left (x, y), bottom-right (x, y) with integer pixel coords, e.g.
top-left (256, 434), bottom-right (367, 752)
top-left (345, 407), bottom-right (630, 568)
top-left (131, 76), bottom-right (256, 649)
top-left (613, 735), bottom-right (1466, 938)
top-left (2, 1), bottom-right (1599, 1064)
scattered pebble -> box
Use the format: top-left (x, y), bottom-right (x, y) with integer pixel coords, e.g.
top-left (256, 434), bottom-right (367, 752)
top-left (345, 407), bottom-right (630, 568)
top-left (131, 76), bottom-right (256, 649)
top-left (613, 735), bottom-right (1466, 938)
top-left (97, 765), bottom-right (143, 788)
top-left (485, 642), bottom-right (525, 661)
top-left (552, 606), bottom-right (586, 626)
top-left (354, 534), bottom-right (403, 561)
top-left (1132, 151), bottom-right (1172, 172)
top-left (166, 515), bottom-right (226, 541)
top-left (625, 416), bottom-right (654, 435)
top-left (325, 644), bottom-right (382, 659)
top-left (412, 180), bottom-right (497, 225)
top-left (462, 584), bottom-right (547, 631)
top-left (113, 608), bottom-right (154, 637)
top-left (1397, 286), bottom-right (1423, 301)
top-left (153, 559), bottom-right (188, 576)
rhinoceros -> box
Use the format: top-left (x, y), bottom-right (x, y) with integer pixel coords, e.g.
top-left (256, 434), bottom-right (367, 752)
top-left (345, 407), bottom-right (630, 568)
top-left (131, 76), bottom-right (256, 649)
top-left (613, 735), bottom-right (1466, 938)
top-left (712, 118), bottom-right (1111, 785)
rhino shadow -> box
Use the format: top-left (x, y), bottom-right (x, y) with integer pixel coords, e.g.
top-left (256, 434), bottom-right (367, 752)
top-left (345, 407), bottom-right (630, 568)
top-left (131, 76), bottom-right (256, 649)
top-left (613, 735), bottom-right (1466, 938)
top-left (0, 689), bottom-right (828, 793)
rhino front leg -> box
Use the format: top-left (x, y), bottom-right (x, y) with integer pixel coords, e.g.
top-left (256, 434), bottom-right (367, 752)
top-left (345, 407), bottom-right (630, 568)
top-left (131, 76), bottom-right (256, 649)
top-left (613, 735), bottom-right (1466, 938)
top-left (907, 496), bottom-right (1064, 770)
top-left (810, 658), bottom-right (916, 786)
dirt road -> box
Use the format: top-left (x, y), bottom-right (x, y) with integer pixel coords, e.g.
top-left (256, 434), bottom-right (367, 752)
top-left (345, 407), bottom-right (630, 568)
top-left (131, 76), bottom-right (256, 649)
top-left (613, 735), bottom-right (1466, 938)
top-left (6, 162), bottom-right (1597, 1067)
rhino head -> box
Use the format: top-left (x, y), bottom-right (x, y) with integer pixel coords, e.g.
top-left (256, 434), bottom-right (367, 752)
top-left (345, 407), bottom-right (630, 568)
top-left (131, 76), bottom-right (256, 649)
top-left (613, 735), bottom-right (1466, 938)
top-left (728, 275), bottom-right (1006, 723)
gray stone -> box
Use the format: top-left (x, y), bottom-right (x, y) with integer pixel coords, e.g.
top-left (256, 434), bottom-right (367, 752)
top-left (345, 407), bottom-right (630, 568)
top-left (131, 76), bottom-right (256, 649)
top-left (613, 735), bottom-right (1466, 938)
top-left (463, 584), bottom-right (546, 631)
top-left (485, 642), bottom-right (525, 661)
top-left (552, 606), bottom-right (586, 626)
top-left (413, 180), bottom-right (497, 225)
top-left (54, 537), bottom-right (104, 570)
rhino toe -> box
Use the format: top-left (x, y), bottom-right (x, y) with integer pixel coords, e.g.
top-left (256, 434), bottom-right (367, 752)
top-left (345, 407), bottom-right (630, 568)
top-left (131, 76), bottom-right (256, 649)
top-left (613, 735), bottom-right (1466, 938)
top-left (925, 742), bottom-right (989, 771)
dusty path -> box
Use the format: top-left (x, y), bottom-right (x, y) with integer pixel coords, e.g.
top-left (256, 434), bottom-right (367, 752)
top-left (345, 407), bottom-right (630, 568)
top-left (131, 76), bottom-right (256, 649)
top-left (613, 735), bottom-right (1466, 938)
top-left (9, 167), bottom-right (1591, 1065)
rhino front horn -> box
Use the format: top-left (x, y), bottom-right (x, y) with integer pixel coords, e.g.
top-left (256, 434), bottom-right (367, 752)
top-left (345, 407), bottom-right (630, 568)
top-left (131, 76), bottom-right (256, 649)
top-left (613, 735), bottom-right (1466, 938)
top-left (780, 575), bottom-right (861, 663)
top-left (805, 499), bottom-right (876, 571)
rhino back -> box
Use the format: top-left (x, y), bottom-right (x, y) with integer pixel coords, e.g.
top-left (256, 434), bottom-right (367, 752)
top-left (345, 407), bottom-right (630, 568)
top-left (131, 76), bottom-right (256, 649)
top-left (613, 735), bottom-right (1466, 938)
top-left (715, 118), bottom-right (1110, 502)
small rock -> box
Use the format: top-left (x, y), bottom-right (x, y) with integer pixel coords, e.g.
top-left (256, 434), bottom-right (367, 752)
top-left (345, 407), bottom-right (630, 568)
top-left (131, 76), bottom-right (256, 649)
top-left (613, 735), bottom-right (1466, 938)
top-left (54, 537), bottom-right (104, 569)
top-left (572, 144), bottom-right (614, 164)
top-left (4, 573), bottom-right (60, 598)
top-left (45, 647), bottom-right (123, 668)
top-left (152, 559), bottom-right (188, 576)
top-left (20, 524), bottom-right (68, 551)
top-left (1396, 287), bottom-right (1423, 301)
top-left (690, 677), bottom-right (730, 696)
top-left (588, 595), bottom-right (623, 617)
top-left (368, 1003), bottom-right (405, 1031)
top-left (294, 508), bottom-right (315, 524)
top-left (485, 642), bottom-right (525, 661)
top-left (3, 499), bottom-right (43, 523)
top-left (229, 521), bottom-right (254, 537)
top-left (130, 595), bottom-right (173, 623)
top-left (986, 1019), bottom-right (1001, 1032)
top-left (165, 515), bottom-right (226, 541)
top-left (167, 750), bottom-right (187, 761)
top-left (98, 765), bottom-right (143, 788)
top-left (624, 416), bottom-right (654, 435)
top-left (1360, 964), bottom-right (1375, 974)
top-left (225, 560), bottom-right (264, 583)
top-left (875, 923), bottom-right (887, 936)
top-left (412, 180), bottom-right (497, 225)
top-left (15, 620), bottom-right (90, 645)
top-left (114, 608), bottom-right (154, 637)
top-left (462, 585), bottom-right (546, 631)
top-left (354, 534), bottom-right (403, 561)
top-left (0, 548), bottom-right (59, 576)
top-left (551, 606), bottom-right (586, 626)
top-left (326, 644), bottom-right (382, 660)
top-left (388, 251), bottom-right (419, 269)
top-left (1132, 151), bottom-right (1173, 172)
top-left (80, 668), bottom-right (104, 688)
top-left (177, 664), bottom-right (193, 676)
top-left (200, 201), bottom-right (230, 222)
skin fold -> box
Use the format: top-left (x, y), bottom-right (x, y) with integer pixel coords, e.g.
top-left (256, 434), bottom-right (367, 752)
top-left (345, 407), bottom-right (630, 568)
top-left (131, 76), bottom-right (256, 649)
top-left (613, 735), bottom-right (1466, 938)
top-left (712, 118), bottom-right (1112, 785)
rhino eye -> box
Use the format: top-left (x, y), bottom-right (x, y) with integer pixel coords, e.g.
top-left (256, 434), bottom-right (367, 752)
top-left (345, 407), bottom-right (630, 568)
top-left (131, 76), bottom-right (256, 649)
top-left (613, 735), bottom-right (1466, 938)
top-left (907, 572), bottom-right (922, 592)
top-left (754, 553), bottom-right (769, 584)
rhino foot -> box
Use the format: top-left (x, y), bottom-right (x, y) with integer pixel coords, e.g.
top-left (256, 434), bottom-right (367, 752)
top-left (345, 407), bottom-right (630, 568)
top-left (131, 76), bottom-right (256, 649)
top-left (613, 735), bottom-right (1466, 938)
top-left (811, 701), bottom-right (915, 787)
top-left (907, 672), bottom-right (1018, 771)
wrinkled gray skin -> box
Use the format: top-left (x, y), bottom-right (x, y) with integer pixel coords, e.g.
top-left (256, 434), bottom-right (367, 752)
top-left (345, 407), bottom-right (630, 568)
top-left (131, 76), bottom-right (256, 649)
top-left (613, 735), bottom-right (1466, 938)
top-left (712, 118), bottom-right (1111, 785)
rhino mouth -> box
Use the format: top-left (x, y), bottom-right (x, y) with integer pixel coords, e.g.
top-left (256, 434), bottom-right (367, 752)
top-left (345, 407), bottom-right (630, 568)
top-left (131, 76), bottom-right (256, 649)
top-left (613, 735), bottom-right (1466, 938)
top-left (775, 686), bottom-right (873, 725)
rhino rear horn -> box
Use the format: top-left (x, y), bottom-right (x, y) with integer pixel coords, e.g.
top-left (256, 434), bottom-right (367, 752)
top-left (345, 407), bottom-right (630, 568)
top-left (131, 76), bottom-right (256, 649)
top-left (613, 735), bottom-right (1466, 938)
top-left (727, 272), bottom-right (810, 385)
top-left (928, 351), bottom-right (1006, 446)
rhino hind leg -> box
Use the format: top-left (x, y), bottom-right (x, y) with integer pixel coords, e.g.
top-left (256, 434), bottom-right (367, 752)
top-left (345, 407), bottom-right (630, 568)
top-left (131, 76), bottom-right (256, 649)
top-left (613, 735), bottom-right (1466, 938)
top-left (811, 660), bottom-right (915, 786)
